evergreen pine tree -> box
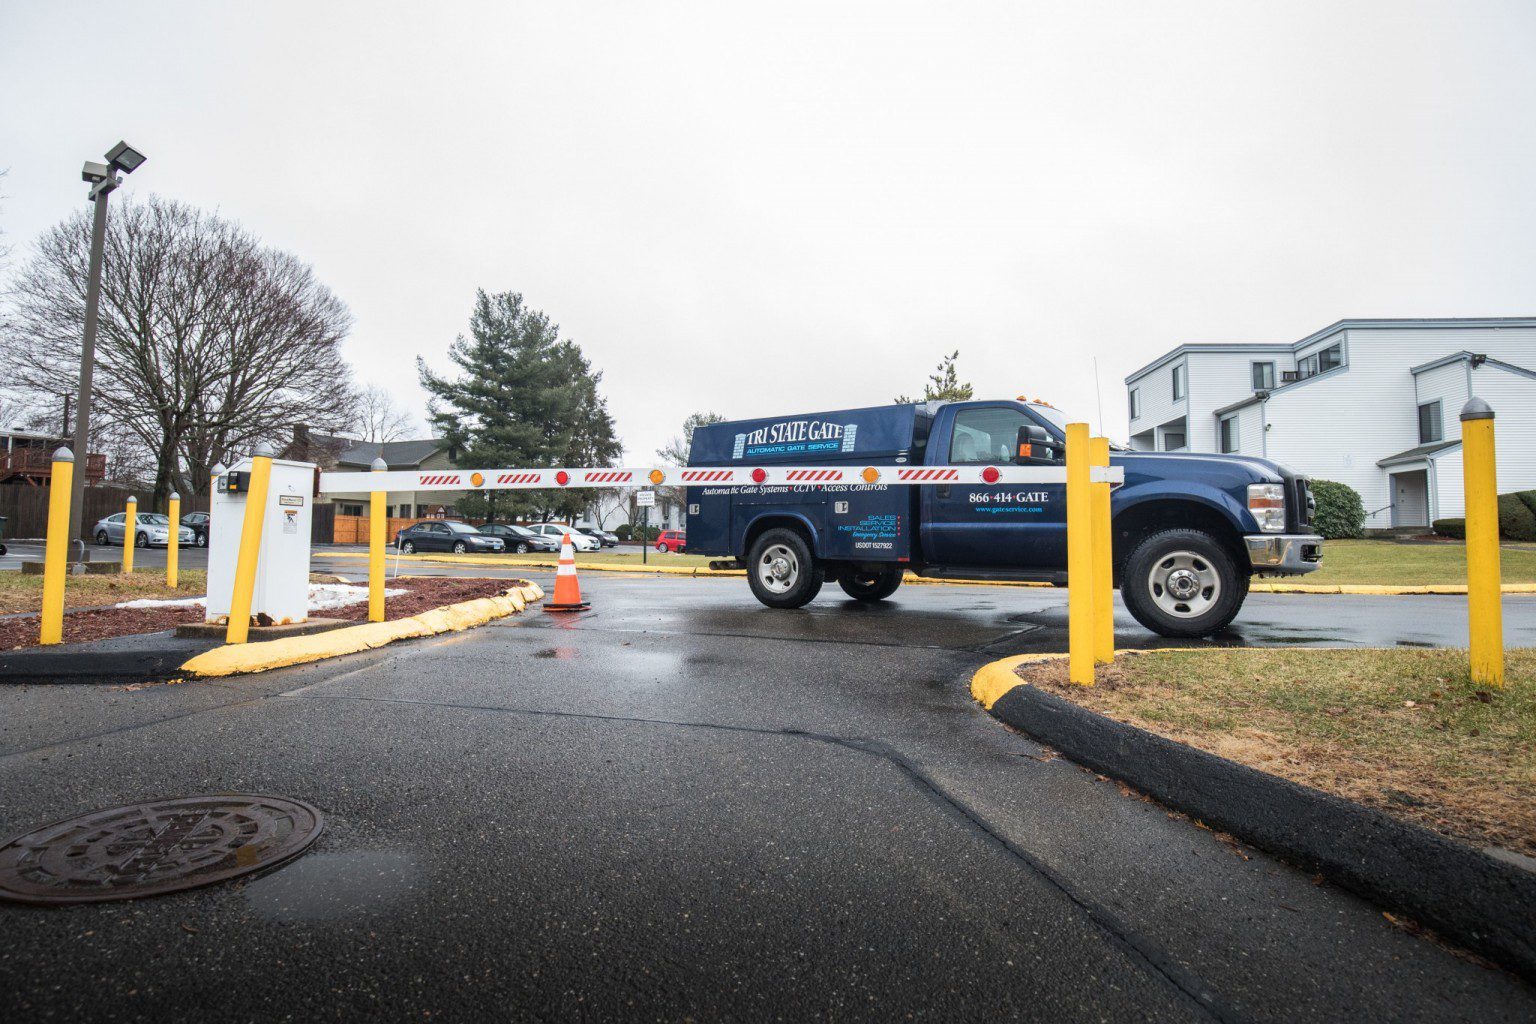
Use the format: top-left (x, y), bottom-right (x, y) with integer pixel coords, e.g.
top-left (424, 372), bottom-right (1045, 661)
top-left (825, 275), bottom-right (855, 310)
top-left (418, 290), bottom-right (622, 523)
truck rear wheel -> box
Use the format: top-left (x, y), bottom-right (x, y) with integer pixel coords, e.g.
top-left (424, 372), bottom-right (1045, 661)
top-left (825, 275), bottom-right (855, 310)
top-left (1121, 528), bottom-right (1247, 638)
top-left (747, 528), bottom-right (824, 609)
top-left (837, 565), bottom-right (903, 602)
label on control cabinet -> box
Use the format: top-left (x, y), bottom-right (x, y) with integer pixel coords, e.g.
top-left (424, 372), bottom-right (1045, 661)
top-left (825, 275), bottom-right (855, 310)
top-left (279, 494), bottom-right (304, 507)
top-left (283, 510), bottom-right (298, 534)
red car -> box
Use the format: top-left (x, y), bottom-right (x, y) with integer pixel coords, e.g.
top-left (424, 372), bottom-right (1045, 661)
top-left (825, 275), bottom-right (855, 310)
top-left (655, 530), bottom-right (686, 553)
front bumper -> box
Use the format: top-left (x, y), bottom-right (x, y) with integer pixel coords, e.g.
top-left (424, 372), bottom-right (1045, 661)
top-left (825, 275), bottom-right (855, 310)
top-left (1246, 534), bottom-right (1324, 575)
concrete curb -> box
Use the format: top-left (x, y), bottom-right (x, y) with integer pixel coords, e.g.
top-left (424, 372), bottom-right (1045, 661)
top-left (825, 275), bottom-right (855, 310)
top-left (321, 551), bottom-right (1536, 594)
top-left (972, 654), bottom-right (1536, 983)
top-left (178, 582), bottom-right (545, 679)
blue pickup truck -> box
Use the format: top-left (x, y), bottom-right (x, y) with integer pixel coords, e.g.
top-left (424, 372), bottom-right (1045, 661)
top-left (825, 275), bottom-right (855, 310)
top-left (685, 399), bottom-right (1323, 638)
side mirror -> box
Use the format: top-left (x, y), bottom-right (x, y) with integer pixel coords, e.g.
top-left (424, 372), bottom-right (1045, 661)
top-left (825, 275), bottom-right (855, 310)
top-left (1014, 424), bottom-right (1059, 465)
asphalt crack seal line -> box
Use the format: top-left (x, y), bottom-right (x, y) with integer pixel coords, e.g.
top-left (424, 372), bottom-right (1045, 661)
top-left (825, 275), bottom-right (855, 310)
top-left (176, 583), bottom-right (544, 679)
top-left (283, 689), bottom-right (1240, 1023)
top-left (972, 652), bottom-right (1536, 985)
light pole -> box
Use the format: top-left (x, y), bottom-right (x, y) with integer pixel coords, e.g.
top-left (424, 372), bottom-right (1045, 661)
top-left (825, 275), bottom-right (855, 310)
top-left (68, 141), bottom-right (146, 558)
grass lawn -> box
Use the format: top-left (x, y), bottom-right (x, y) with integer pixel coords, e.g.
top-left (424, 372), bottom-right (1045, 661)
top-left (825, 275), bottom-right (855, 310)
top-left (1024, 648), bottom-right (1535, 856)
top-left (0, 569), bottom-right (208, 616)
top-left (1300, 538), bottom-right (1536, 586)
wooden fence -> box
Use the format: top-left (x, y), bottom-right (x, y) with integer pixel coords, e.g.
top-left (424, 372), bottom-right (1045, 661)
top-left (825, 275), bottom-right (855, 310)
top-left (0, 485), bottom-right (210, 540)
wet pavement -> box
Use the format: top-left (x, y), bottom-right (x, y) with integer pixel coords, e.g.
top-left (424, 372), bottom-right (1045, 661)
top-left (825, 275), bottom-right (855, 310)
top-left (0, 571), bottom-right (1533, 1021)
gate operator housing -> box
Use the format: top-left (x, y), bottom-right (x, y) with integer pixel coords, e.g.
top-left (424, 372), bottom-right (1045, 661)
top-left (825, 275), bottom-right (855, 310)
top-left (207, 457), bottom-right (316, 625)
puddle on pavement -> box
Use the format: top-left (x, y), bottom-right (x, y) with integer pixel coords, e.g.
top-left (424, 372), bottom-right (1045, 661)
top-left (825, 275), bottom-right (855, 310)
top-left (242, 850), bottom-right (417, 923)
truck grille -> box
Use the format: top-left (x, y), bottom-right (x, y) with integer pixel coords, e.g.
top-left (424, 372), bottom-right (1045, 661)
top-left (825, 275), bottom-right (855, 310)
top-left (1295, 478), bottom-right (1314, 530)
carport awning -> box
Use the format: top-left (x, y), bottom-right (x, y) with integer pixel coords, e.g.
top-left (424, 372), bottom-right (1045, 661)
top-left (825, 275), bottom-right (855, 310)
top-left (1377, 439), bottom-right (1460, 468)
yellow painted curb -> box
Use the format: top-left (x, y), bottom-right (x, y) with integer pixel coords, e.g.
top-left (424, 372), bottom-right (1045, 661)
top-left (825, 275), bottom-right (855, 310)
top-left (970, 653), bottom-right (1065, 709)
top-left (971, 647), bottom-right (1217, 710)
top-left (1251, 582), bottom-right (1536, 595)
top-left (178, 582), bottom-right (545, 679)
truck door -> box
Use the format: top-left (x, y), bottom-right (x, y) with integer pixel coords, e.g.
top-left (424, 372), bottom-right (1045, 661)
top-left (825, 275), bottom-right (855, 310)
top-left (920, 403), bottom-right (1066, 568)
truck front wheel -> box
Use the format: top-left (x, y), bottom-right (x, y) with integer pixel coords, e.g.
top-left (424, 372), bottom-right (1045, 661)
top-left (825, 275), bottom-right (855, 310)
top-left (837, 565), bottom-right (903, 602)
top-left (747, 528), bottom-right (824, 609)
top-left (1121, 528), bottom-right (1247, 638)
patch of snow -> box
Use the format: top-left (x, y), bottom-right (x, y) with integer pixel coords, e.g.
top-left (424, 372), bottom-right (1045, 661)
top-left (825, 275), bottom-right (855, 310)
top-left (115, 583), bottom-right (406, 612)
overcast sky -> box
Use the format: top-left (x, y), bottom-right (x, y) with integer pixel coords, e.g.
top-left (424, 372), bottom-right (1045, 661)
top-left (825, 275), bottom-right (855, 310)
top-left (3, 1), bottom-right (1534, 459)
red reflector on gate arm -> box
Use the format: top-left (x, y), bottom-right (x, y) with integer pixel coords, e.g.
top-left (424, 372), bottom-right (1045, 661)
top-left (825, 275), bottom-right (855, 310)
top-left (982, 466), bottom-right (1000, 484)
top-left (751, 468), bottom-right (767, 483)
top-left (555, 470), bottom-right (570, 486)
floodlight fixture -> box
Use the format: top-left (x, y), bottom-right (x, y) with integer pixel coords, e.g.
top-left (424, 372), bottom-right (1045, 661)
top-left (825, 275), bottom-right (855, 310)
top-left (105, 141), bottom-right (147, 175)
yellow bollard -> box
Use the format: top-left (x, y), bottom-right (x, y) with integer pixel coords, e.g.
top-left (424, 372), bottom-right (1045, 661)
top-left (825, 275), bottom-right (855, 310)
top-left (166, 491), bottom-right (181, 590)
top-left (39, 448), bottom-right (74, 646)
top-left (225, 445), bottom-right (275, 645)
top-left (1090, 435), bottom-right (1114, 665)
top-left (1460, 398), bottom-right (1503, 688)
top-left (122, 495), bottom-right (138, 575)
top-left (369, 456), bottom-right (387, 623)
top-left (1066, 422), bottom-right (1095, 685)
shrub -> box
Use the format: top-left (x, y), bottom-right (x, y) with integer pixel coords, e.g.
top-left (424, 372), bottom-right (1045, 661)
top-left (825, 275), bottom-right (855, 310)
top-left (1432, 518), bottom-right (1465, 539)
top-left (1517, 489), bottom-right (1536, 520)
top-left (1497, 492), bottom-right (1536, 542)
top-left (1309, 479), bottom-right (1365, 539)
top-left (614, 524), bottom-right (632, 541)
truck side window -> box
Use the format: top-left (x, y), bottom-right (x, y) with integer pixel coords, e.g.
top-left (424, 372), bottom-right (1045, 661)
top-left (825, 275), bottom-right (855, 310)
top-left (950, 407), bottom-right (1030, 465)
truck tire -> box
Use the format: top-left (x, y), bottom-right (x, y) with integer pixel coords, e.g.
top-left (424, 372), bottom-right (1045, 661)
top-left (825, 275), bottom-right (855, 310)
top-left (1121, 528), bottom-right (1248, 638)
top-left (747, 528), bottom-right (824, 609)
top-left (838, 565), bottom-right (903, 602)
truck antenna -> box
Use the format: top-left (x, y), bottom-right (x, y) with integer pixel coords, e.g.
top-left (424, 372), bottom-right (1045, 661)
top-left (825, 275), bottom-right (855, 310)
top-left (1093, 356), bottom-right (1105, 434)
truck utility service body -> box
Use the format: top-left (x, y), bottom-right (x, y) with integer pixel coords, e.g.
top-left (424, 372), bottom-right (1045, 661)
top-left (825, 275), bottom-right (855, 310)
top-left (686, 399), bottom-right (1323, 638)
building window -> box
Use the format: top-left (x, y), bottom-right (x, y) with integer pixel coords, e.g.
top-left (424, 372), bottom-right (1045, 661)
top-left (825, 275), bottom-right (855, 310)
top-left (1219, 416), bottom-right (1238, 453)
top-left (1162, 427), bottom-right (1186, 451)
top-left (1171, 364), bottom-right (1185, 401)
top-left (338, 502), bottom-right (364, 517)
top-left (1251, 361), bottom-right (1275, 390)
top-left (1418, 400), bottom-right (1443, 444)
top-left (1128, 388), bottom-right (1140, 420)
top-left (1298, 343), bottom-right (1343, 379)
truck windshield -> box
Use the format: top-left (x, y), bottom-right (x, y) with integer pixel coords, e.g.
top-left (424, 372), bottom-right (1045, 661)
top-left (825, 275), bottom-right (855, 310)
top-left (1025, 404), bottom-right (1069, 436)
top-left (1025, 404), bottom-right (1132, 451)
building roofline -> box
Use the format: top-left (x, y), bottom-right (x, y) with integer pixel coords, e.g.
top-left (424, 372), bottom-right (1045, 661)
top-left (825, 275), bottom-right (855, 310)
top-left (1212, 394), bottom-right (1264, 418)
top-left (1124, 317), bottom-right (1536, 384)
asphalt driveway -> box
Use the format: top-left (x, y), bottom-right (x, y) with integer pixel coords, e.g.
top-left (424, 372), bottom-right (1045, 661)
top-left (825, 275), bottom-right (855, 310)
top-left (1, 572), bottom-right (1532, 1021)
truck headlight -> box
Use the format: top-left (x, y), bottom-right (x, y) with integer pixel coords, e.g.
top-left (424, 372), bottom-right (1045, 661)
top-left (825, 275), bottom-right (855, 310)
top-left (1247, 483), bottom-right (1287, 533)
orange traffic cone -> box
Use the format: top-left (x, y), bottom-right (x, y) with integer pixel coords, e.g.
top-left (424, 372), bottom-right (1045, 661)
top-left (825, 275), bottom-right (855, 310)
top-left (543, 533), bottom-right (590, 612)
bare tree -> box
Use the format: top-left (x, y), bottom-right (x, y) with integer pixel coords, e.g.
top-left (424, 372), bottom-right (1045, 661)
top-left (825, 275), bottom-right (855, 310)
top-left (350, 384), bottom-right (416, 443)
top-left (1, 195), bottom-right (356, 508)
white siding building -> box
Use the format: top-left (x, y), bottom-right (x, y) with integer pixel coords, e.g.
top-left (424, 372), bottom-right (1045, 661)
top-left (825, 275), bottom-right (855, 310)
top-left (1124, 318), bottom-right (1536, 529)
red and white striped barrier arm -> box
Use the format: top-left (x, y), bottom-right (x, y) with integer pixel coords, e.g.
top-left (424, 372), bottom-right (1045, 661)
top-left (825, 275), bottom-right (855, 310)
top-left (318, 464), bottom-right (1122, 493)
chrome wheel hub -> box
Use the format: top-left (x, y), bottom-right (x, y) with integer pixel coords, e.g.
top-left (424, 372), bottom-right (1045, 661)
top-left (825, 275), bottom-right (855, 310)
top-left (1148, 551), bottom-right (1220, 619)
top-left (758, 544), bottom-right (800, 595)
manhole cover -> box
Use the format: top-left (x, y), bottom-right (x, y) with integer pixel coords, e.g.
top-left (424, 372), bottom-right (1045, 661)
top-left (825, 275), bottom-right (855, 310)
top-left (0, 794), bottom-right (323, 905)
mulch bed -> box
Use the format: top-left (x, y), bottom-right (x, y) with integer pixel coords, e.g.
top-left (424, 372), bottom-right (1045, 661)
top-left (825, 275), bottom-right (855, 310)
top-left (0, 577), bottom-right (520, 651)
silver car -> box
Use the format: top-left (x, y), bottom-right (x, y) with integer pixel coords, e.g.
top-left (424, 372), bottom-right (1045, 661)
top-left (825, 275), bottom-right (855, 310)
top-left (93, 512), bottom-right (197, 549)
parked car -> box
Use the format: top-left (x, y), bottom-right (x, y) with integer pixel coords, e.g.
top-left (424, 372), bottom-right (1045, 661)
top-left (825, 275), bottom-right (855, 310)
top-left (655, 530), bottom-right (686, 553)
top-left (576, 525), bottom-right (619, 548)
top-left (93, 512), bottom-right (196, 549)
top-left (526, 523), bottom-right (600, 551)
top-left (181, 511), bottom-right (210, 548)
top-left (396, 521), bottom-right (505, 554)
top-left (478, 523), bottom-right (558, 553)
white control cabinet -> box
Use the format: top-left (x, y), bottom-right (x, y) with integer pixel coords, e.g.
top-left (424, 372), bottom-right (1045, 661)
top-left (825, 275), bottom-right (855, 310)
top-left (206, 457), bottom-right (316, 625)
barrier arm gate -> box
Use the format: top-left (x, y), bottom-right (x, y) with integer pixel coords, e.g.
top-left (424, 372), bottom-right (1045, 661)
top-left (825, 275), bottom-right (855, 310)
top-left (318, 435), bottom-right (1123, 684)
